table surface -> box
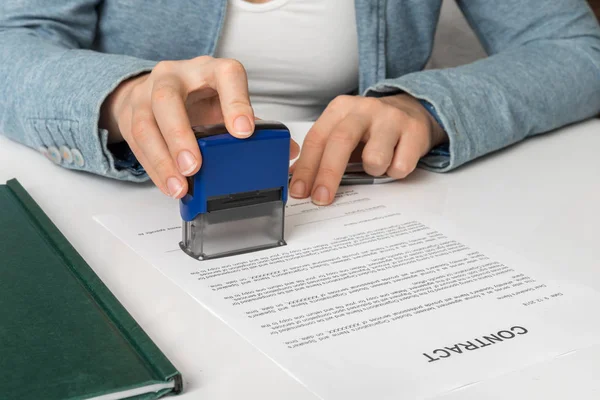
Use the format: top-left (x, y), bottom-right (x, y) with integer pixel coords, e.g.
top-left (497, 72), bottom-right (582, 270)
top-left (2, 119), bottom-right (599, 400)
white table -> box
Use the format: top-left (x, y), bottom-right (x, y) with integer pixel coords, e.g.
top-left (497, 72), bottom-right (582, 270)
top-left (2, 119), bottom-right (599, 399)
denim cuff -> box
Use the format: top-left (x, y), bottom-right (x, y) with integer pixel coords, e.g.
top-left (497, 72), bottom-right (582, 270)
top-left (418, 99), bottom-right (446, 133)
top-left (30, 49), bottom-right (157, 182)
top-left (107, 141), bottom-right (146, 176)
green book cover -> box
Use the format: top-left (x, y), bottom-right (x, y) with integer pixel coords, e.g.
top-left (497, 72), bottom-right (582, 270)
top-left (0, 179), bottom-right (183, 400)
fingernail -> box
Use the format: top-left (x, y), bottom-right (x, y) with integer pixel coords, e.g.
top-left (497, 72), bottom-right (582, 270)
top-left (233, 116), bottom-right (253, 137)
top-left (312, 186), bottom-right (330, 205)
top-left (167, 177), bottom-right (184, 198)
top-left (290, 180), bottom-right (306, 198)
top-left (177, 150), bottom-right (197, 175)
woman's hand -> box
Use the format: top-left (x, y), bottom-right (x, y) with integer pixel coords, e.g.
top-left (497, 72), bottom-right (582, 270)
top-left (100, 56), bottom-right (300, 198)
top-left (289, 94), bottom-right (448, 205)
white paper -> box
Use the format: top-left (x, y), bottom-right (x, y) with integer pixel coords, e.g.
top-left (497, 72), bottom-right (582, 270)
top-left (95, 186), bottom-right (600, 400)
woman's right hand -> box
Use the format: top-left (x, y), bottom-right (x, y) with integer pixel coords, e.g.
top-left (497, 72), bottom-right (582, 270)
top-left (100, 56), bottom-right (275, 199)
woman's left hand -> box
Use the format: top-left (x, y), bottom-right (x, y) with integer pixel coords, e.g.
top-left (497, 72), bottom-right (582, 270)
top-left (289, 94), bottom-right (449, 205)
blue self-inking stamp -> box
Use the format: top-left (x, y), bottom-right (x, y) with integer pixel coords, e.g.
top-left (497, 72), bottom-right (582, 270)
top-left (179, 120), bottom-right (291, 260)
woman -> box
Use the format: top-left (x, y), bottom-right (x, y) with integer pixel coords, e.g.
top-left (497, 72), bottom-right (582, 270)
top-left (1, 0), bottom-right (599, 205)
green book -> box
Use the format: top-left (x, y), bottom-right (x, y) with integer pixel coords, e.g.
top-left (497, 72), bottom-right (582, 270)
top-left (0, 179), bottom-right (183, 400)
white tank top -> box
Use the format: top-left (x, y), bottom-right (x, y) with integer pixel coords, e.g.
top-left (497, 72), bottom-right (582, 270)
top-left (214, 0), bottom-right (359, 121)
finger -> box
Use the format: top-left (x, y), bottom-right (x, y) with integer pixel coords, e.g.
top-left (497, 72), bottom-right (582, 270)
top-left (361, 115), bottom-right (401, 176)
top-left (187, 96), bottom-right (225, 127)
top-left (289, 96), bottom-right (353, 199)
top-left (125, 138), bottom-right (164, 196)
top-left (117, 107), bottom-right (167, 195)
top-left (387, 127), bottom-right (429, 179)
top-left (311, 114), bottom-right (369, 205)
top-left (212, 59), bottom-right (255, 138)
top-left (151, 75), bottom-right (202, 177)
top-left (290, 139), bottom-right (300, 160)
top-left (173, 57), bottom-right (254, 138)
top-left (128, 107), bottom-right (188, 198)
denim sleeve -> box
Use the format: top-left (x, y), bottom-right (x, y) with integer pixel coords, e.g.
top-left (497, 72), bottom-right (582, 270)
top-left (0, 0), bottom-right (156, 182)
top-left (366, 0), bottom-right (600, 172)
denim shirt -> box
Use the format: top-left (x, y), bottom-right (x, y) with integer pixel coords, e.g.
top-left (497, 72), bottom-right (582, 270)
top-left (1, 0), bottom-right (599, 182)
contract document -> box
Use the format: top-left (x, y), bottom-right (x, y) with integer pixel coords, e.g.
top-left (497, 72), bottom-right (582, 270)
top-left (95, 186), bottom-right (600, 400)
